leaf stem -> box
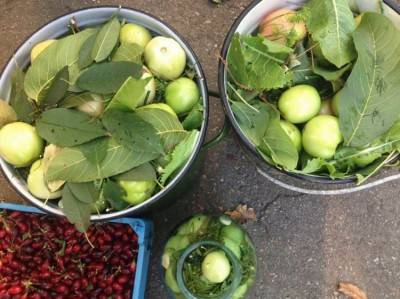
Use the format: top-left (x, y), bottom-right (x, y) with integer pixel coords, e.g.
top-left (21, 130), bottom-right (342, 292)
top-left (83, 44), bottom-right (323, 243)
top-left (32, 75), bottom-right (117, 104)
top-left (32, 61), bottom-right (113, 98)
top-left (227, 82), bottom-right (259, 113)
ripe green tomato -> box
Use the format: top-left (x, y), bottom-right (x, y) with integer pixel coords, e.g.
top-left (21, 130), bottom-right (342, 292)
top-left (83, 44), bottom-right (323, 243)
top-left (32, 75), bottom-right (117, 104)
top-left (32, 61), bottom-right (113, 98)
top-left (141, 103), bottom-right (178, 118)
top-left (0, 122), bottom-right (44, 167)
top-left (279, 120), bottom-right (302, 152)
top-left (278, 85), bottom-right (321, 124)
top-left (165, 78), bottom-right (199, 115)
top-left (354, 152), bottom-right (381, 168)
top-left (222, 237), bottom-right (241, 259)
top-left (302, 115), bottom-right (343, 159)
top-left (202, 251), bottom-right (231, 283)
top-left (118, 180), bottom-right (156, 205)
top-left (119, 23), bottom-right (152, 49)
top-left (27, 160), bottom-right (61, 200)
top-left (31, 39), bottom-right (56, 62)
top-left (221, 224), bottom-right (244, 244)
top-left (144, 36), bottom-right (186, 81)
top-left (176, 214), bottom-right (209, 235)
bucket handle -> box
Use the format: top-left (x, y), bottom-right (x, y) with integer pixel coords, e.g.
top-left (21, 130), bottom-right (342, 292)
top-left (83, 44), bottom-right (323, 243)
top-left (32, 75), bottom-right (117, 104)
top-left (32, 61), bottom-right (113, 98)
top-left (202, 90), bottom-right (231, 151)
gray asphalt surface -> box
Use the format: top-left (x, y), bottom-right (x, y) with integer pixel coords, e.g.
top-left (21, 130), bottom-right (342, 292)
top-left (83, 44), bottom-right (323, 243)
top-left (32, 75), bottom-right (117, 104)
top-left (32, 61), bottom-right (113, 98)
top-left (1, 1), bottom-right (399, 298)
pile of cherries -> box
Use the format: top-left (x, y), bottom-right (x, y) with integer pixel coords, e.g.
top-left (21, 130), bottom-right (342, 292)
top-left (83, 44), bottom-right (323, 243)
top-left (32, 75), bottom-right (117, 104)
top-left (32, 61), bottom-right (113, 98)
top-left (0, 210), bottom-right (138, 299)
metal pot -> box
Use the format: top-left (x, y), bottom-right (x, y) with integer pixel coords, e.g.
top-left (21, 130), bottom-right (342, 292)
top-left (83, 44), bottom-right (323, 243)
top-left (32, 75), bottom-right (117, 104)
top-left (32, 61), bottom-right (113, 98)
top-left (218, 0), bottom-right (400, 187)
top-left (0, 6), bottom-right (210, 220)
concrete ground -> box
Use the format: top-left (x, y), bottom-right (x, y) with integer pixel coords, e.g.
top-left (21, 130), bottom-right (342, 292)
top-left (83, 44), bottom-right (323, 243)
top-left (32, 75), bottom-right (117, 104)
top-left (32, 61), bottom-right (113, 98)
top-left (1, 1), bottom-right (400, 298)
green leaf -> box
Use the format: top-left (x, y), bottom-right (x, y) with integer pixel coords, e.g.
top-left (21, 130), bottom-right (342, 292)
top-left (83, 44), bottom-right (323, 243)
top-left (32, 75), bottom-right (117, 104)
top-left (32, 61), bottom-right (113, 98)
top-left (102, 109), bottom-right (163, 155)
top-left (78, 33), bottom-right (97, 69)
top-left (61, 183), bottom-right (92, 232)
top-left (112, 42), bottom-right (143, 63)
top-left (313, 62), bottom-right (352, 81)
top-left (91, 17), bottom-right (121, 62)
top-left (68, 63), bottom-right (83, 92)
top-left (66, 182), bottom-right (100, 204)
top-left (9, 67), bottom-right (36, 123)
top-left (136, 107), bottom-right (188, 152)
top-left (182, 105), bottom-right (203, 131)
top-left (47, 137), bottom-right (159, 182)
top-left (339, 13), bottom-right (400, 147)
top-left (40, 66), bottom-right (69, 106)
top-left (102, 180), bottom-right (129, 210)
top-left (306, 0), bottom-right (356, 68)
top-left (114, 162), bottom-right (156, 181)
top-left (257, 105), bottom-right (299, 170)
top-left (61, 92), bottom-right (97, 108)
top-left (227, 34), bottom-right (292, 90)
top-left (231, 101), bottom-right (270, 147)
top-left (160, 130), bottom-right (199, 185)
top-left (80, 137), bottom-right (109, 165)
top-left (76, 61), bottom-right (142, 94)
top-left (291, 43), bottom-right (314, 85)
top-left (24, 28), bottom-right (96, 101)
top-left (106, 77), bottom-right (149, 111)
top-left (36, 108), bottom-right (106, 146)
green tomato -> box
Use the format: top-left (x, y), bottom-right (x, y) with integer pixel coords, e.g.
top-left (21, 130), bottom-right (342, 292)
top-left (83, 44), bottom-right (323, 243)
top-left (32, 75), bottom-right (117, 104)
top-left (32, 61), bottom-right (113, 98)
top-left (165, 235), bottom-right (191, 251)
top-left (144, 36), bottom-right (186, 81)
top-left (222, 237), bottom-right (241, 259)
top-left (176, 214), bottom-right (209, 236)
top-left (76, 94), bottom-right (104, 117)
top-left (31, 39), bottom-right (56, 62)
top-left (278, 85), bottom-right (321, 124)
top-left (332, 90), bottom-right (341, 116)
top-left (0, 122), bottom-right (44, 167)
top-left (118, 180), bottom-right (156, 205)
top-left (165, 78), bottom-right (200, 115)
top-left (302, 115), bottom-right (343, 159)
top-left (279, 120), bottom-right (302, 152)
top-left (27, 160), bottom-right (61, 200)
top-left (140, 103), bottom-right (178, 118)
top-left (354, 152), bottom-right (381, 168)
top-left (119, 23), bottom-right (152, 49)
top-left (201, 251), bottom-right (231, 283)
top-left (221, 224), bottom-right (244, 244)
top-left (233, 284), bottom-right (248, 299)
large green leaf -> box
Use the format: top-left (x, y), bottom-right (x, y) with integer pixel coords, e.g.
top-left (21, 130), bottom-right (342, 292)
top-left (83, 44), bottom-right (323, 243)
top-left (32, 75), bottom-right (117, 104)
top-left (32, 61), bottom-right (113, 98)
top-left (313, 63), bottom-right (352, 81)
top-left (227, 34), bottom-right (292, 90)
top-left (114, 162), bottom-right (156, 181)
top-left (24, 28), bottom-right (96, 101)
top-left (136, 107), bottom-right (188, 152)
top-left (61, 183), bottom-right (93, 232)
top-left (231, 101), bottom-right (271, 147)
top-left (36, 108), bottom-right (106, 146)
top-left (106, 77), bottom-right (149, 111)
top-left (307, 0), bottom-right (356, 68)
top-left (257, 105), bottom-right (299, 170)
top-left (78, 33), bottom-right (97, 69)
top-left (47, 137), bottom-right (159, 182)
top-left (101, 109), bottom-right (164, 155)
top-left (160, 130), bottom-right (199, 185)
top-left (91, 17), bottom-right (121, 62)
top-left (9, 67), bottom-right (36, 123)
top-left (339, 13), bottom-right (400, 147)
top-left (39, 66), bottom-right (69, 106)
top-left (76, 61), bottom-right (142, 94)
top-left (112, 42), bottom-right (143, 63)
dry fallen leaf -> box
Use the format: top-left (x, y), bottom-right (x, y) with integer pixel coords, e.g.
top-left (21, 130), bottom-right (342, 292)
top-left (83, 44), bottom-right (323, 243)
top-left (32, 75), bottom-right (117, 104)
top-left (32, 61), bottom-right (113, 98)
top-left (225, 204), bottom-right (257, 224)
top-left (338, 282), bottom-right (367, 299)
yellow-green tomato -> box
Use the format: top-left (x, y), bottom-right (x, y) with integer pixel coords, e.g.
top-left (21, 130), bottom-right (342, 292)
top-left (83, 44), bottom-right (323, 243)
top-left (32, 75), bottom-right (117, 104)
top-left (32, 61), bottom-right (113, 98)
top-left (144, 36), bottom-right (186, 81)
top-left (27, 160), bottom-right (61, 200)
top-left (278, 85), bottom-right (321, 124)
top-left (118, 180), bottom-right (156, 205)
top-left (165, 78), bottom-right (199, 115)
top-left (0, 122), bottom-right (44, 167)
top-left (279, 120), bottom-right (302, 152)
top-left (302, 115), bottom-right (343, 159)
top-left (119, 23), bottom-right (152, 49)
top-left (31, 39), bottom-right (56, 62)
top-left (141, 103), bottom-right (178, 118)
top-left (202, 251), bottom-right (231, 283)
